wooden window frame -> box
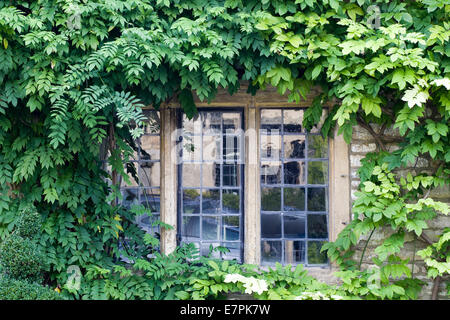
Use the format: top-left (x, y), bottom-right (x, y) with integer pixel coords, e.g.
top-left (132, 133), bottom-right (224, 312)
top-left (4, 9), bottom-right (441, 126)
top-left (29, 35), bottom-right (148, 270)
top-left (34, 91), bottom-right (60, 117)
top-left (156, 83), bottom-right (350, 269)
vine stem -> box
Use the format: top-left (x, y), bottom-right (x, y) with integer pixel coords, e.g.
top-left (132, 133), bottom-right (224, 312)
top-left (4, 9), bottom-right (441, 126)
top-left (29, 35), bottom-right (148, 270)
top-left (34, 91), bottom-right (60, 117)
top-left (359, 228), bottom-right (375, 270)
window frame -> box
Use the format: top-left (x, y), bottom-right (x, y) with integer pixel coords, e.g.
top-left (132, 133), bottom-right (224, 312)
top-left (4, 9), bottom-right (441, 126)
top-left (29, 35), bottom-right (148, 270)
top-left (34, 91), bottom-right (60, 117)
top-left (176, 107), bottom-right (246, 262)
top-left (259, 107), bottom-right (330, 267)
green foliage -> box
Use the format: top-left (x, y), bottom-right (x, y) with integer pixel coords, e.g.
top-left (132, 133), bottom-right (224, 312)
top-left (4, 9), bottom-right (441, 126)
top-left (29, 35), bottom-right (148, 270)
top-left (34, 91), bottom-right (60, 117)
top-left (0, 276), bottom-right (60, 300)
top-left (0, 234), bottom-right (43, 281)
top-left (418, 228), bottom-right (450, 278)
top-left (0, 0), bottom-right (448, 301)
top-left (0, 207), bottom-right (60, 299)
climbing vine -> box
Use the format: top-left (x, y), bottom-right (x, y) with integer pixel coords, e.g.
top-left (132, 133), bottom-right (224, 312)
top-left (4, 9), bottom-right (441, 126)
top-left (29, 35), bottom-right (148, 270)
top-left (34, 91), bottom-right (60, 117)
top-left (0, 0), bottom-right (448, 299)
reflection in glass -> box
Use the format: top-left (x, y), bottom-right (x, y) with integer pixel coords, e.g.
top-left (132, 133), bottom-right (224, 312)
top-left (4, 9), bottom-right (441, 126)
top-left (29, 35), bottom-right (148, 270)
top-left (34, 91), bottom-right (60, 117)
top-left (202, 163), bottom-right (220, 188)
top-left (182, 216), bottom-right (200, 239)
top-left (182, 135), bottom-right (202, 161)
top-left (283, 109), bottom-right (303, 132)
top-left (223, 163), bottom-right (240, 187)
top-left (202, 216), bottom-right (220, 240)
top-left (284, 214), bottom-right (306, 238)
top-left (261, 214), bottom-right (281, 238)
top-left (202, 189), bottom-right (220, 214)
top-left (121, 162), bottom-right (139, 188)
top-left (222, 242), bottom-right (240, 260)
top-left (223, 113), bottom-right (241, 134)
top-left (140, 135), bottom-right (160, 161)
top-left (308, 241), bottom-right (328, 264)
top-left (261, 162), bottom-right (281, 184)
top-left (307, 135), bottom-right (328, 158)
top-left (308, 161), bottom-right (328, 185)
top-left (307, 188), bottom-right (327, 211)
top-left (223, 135), bottom-right (241, 163)
top-left (284, 188), bottom-right (305, 211)
top-left (183, 114), bottom-right (202, 135)
top-left (307, 214), bottom-right (328, 239)
top-left (139, 161), bottom-right (160, 188)
top-left (222, 190), bottom-right (240, 213)
top-left (284, 161), bottom-right (306, 185)
top-left (261, 241), bottom-right (282, 264)
top-left (261, 188), bottom-right (281, 211)
top-left (203, 135), bottom-right (221, 161)
top-left (261, 109), bottom-right (282, 131)
top-left (285, 241), bottom-right (305, 264)
top-left (284, 135), bottom-right (306, 159)
top-left (121, 188), bottom-right (138, 208)
top-left (202, 112), bottom-right (221, 134)
top-left (222, 216), bottom-right (240, 241)
top-left (261, 134), bottom-right (281, 159)
top-left (183, 189), bottom-right (200, 214)
top-left (140, 189), bottom-right (161, 213)
top-left (183, 163), bottom-right (202, 188)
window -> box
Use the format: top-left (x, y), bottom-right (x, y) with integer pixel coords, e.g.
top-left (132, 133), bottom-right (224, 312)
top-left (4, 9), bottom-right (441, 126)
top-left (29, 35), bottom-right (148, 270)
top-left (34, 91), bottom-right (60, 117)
top-left (119, 110), bottom-right (161, 236)
top-left (178, 110), bottom-right (244, 261)
top-left (260, 108), bottom-right (329, 266)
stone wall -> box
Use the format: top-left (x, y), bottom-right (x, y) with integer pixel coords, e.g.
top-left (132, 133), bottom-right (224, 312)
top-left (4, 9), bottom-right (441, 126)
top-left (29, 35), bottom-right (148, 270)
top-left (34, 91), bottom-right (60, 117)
top-left (349, 124), bottom-right (450, 300)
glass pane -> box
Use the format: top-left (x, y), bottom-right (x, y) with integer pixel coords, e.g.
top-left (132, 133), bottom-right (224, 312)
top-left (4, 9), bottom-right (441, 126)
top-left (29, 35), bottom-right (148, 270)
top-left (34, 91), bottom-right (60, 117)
top-left (183, 189), bottom-right (200, 214)
top-left (140, 135), bottom-right (160, 161)
top-left (261, 213), bottom-right (281, 238)
top-left (137, 213), bottom-right (160, 235)
top-left (202, 163), bottom-right (220, 188)
top-left (223, 135), bottom-right (242, 163)
top-left (285, 240), bottom-right (305, 264)
top-left (140, 189), bottom-right (161, 213)
top-left (202, 216), bottom-right (220, 240)
top-left (284, 135), bottom-right (306, 159)
top-left (284, 214), bottom-right (306, 238)
top-left (183, 163), bottom-right (201, 188)
top-left (120, 188), bottom-right (138, 208)
top-left (223, 112), bottom-right (241, 134)
top-left (308, 161), bottom-right (328, 185)
top-left (203, 135), bottom-right (221, 161)
top-left (283, 109), bottom-right (303, 133)
top-left (223, 163), bottom-right (240, 187)
top-left (222, 242), bottom-right (240, 261)
top-left (261, 161), bottom-right (281, 185)
top-left (139, 161), bottom-right (160, 187)
top-left (182, 216), bottom-right (200, 239)
top-left (284, 161), bottom-right (306, 185)
top-left (143, 110), bottom-right (160, 134)
top-left (261, 109), bottom-right (282, 132)
top-left (202, 112), bottom-right (221, 134)
top-left (307, 187), bottom-right (327, 211)
top-left (222, 216), bottom-right (240, 241)
top-left (284, 187), bottom-right (305, 211)
top-left (308, 135), bottom-right (328, 158)
top-left (182, 135), bottom-right (202, 161)
top-left (308, 214), bottom-right (328, 239)
top-left (183, 113), bottom-right (202, 135)
top-left (261, 187), bottom-right (281, 211)
top-left (261, 134), bottom-right (281, 159)
top-left (222, 190), bottom-right (240, 213)
top-left (308, 241), bottom-right (328, 264)
top-left (121, 162), bottom-right (139, 187)
top-left (202, 189), bottom-right (220, 214)
top-left (261, 240), bottom-right (282, 264)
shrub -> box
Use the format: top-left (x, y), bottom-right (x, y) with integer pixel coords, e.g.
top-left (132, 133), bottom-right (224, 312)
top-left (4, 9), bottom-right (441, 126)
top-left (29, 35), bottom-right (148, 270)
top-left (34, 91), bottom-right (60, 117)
top-left (0, 207), bottom-right (60, 300)
top-left (0, 234), bottom-right (43, 281)
top-left (0, 276), bottom-right (60, 300)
